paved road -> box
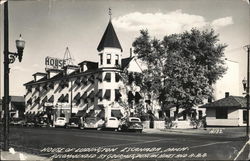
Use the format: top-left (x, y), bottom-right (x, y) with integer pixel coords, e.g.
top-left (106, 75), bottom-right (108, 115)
top-left (0, 126), bottom-right (249, 161)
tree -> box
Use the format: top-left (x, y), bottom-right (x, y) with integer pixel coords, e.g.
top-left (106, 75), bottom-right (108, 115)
top-left (132, 29), bottom-right (227, 118)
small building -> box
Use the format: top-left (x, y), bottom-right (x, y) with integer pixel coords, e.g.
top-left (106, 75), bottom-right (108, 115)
top-left (9, 96), bottom-right (25, 119)
top-left (200, 93), bottom-right (250, 126)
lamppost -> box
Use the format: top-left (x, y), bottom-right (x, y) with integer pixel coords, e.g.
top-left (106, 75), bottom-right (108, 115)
top-left (3, 1), bottom-right (26, 151)
top-left (242, 44), bottom-right (250, 139)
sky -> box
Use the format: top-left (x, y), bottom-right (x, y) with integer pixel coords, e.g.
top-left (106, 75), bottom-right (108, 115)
top-left (0, 0), bottom-right (249, 96)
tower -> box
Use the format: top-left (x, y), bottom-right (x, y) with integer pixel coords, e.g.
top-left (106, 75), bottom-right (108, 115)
top-left (97, 9), bottom-right (123, 119)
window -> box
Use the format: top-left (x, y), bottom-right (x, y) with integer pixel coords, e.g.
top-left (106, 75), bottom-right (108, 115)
top-left (216, 107), bottom-right (228, 119)
top-left (243, 110), bottom-right (247, 123)
top-left (115, 73), bottom-right (121, 82)
top-left (104, 73), bottom-right (111, 82)
top-left (115, 54), bottom-right (119, 65)
top-left (107, 54), bottom-right (111, 64)
top-left (104, 89), bottom-right (111, 100)
top-left (100, 53), bottom-right (103, 65)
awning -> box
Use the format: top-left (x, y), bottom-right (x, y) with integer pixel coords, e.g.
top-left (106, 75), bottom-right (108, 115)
top-left (41, 96), bottom-right (48, 105)
top-left (75, 110), bottom-right (86, 117)
top-left (60, 80), bottom-right (69, 88)
top-left (96, 89), bottom-right (103, 99)
top-left (81, 77), bottom-right (88, 85)
top-left (27, 98), bottom-right (32, 105)
top-left (63, 94), bottom-right (69, 103)
top-left (73, 92), bottom-right (81, 102)
top-left (58, 94), bottom-right (64, 102)
top-left (104, 89), bottom-right (111, 100)
top-left (35, 97), bottom-right (40, 104)
top-left (111, 110), bottom-right (123, 118)
top-left (104, 73), bottom-right (111, 82)
top-left (135, 92), bottom-right (142, 103)
top-left (87, 109), bottom-right (95, 117)
top-left (97, 72), bottom-right (102, 82)
top-left (88, 75), bottom-right (95, 83)
top-left (81, 92), bottom-right (87, 100)
top-left (115, 89), bottom-right (122, 101)
top-left (48, 95), bottom-right (54, 103)
top-left (115, 73), bottom-right (122, 82)
top-left (48, 82), bottom-right (54, 89)
top-left (74, 77), bottom-right (81, 86)
top-left (88, 91), bottom-right (95, 99)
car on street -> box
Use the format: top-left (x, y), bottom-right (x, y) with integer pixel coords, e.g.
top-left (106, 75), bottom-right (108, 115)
top-left (83, 117), bottom-right (104, 129)
top-left (10, 119), bottom-right (27, 127)
top-left (66, 117), bottom-right (84, 129)
top-left (54, 117), bottom-right (67, 128)
top-left (120, 117), bottom-right (143, 133)
top-left (104, 117), bottom-right (120, 130)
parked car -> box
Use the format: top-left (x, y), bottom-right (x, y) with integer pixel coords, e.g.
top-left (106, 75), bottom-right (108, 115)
top-left (66, 117), bottom-right (84, 129)
top-left (54, 117), bottom-right (67, 128)
top-left (120, 117), bottom-right (143, 133)
top-left (84, 117), bottom-right (104, 129)
top-left (104, 117), bottom-right (120, 130)
top-left (10, 119), bottom-right (26, 127)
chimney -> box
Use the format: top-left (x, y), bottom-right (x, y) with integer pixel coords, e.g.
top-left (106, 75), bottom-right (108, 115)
top-left (225, 92), bottom-right (230, 98)
top-left (130, 48), bottom-right (133, 57)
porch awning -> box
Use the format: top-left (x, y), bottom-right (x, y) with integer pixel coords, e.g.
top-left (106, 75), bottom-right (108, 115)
top-left (75, 110), bottom-right (86, 117)
top-left (27, 98), bottom-right (32, 105)
top-left (63, 94), bottom-right (69, 103)
top-left (58, 94), bottom-right (64, 102)
top-left (104, 73), bottom-right (111, 82)
top-left (97, 72), bottom-right (102, 82)
top-left (73, 92), bottom-right (81, 102)
top-left (88, 91), bottom-right (95, 99)
top-left (104, 89), bottom-right (111, 100)
top-left (48, 95), bottom-right (54, 103)
top-left (42, 96), bottom-right (48, 105)
top-left (35, 97), bottom-right (40, 104)
top-left (81, 92), bottom-right (88, 100)
top-left (87, 109), bottom-right (95, 117)
top-left (111, 110), bottom-right (123, 118)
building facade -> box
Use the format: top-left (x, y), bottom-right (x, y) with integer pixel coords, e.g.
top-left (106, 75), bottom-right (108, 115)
top-left (23, 19), bottom-right (149, 123)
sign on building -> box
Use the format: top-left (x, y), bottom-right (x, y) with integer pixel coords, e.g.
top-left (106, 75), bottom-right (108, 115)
top-left (45, 56), bottom-right (66, 70)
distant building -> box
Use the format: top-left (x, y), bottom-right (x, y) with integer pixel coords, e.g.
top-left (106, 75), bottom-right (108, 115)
top-left (200, 94), bottom-right (249, 126)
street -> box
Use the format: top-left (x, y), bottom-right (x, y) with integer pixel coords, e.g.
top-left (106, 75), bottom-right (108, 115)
top-left (0, 126), bottom-right (249, 161)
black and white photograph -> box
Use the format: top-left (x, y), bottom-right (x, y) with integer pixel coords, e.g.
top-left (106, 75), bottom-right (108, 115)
top-left (0, 0), bottom-right (249, 160)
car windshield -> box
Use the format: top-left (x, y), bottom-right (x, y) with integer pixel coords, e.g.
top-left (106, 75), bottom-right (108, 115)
top-left (57, 118), bottom-right (65, 120)
top-left (109, 118), bottom-right (116, 120)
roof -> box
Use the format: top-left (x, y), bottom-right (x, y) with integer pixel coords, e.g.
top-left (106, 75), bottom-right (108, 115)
top-left (78, 61), bottom-right (98, 70)
top-left (121, 57), bottom-right (133, 69)
top-left (97, 21), bottom-right (122, 52)
top-left (200, 96), bottom-right (247, 109)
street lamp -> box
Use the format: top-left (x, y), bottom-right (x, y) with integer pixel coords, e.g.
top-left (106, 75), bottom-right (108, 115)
top-left (3, 1), bottom-right (26, 151)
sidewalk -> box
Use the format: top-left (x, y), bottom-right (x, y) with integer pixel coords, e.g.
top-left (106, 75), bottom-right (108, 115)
top-left (1, 148), bottom-right (51, 161)
top-left (143, 127), bottom-right (248, 138)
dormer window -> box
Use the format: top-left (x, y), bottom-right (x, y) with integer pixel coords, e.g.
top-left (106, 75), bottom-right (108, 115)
top-left (100, 53), bottom-right (103, 65)
top-left (107, 54), bottom-right (111, 64)
top-left (115, 54), bottom-right (119, 65)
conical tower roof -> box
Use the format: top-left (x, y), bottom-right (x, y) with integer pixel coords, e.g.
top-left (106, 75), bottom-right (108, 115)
top-left (97, 21), bottom-right (122, 52)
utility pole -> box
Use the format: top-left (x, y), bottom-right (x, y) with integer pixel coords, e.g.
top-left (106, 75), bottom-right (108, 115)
top-left (245, 44), bottom-right (250, 139)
